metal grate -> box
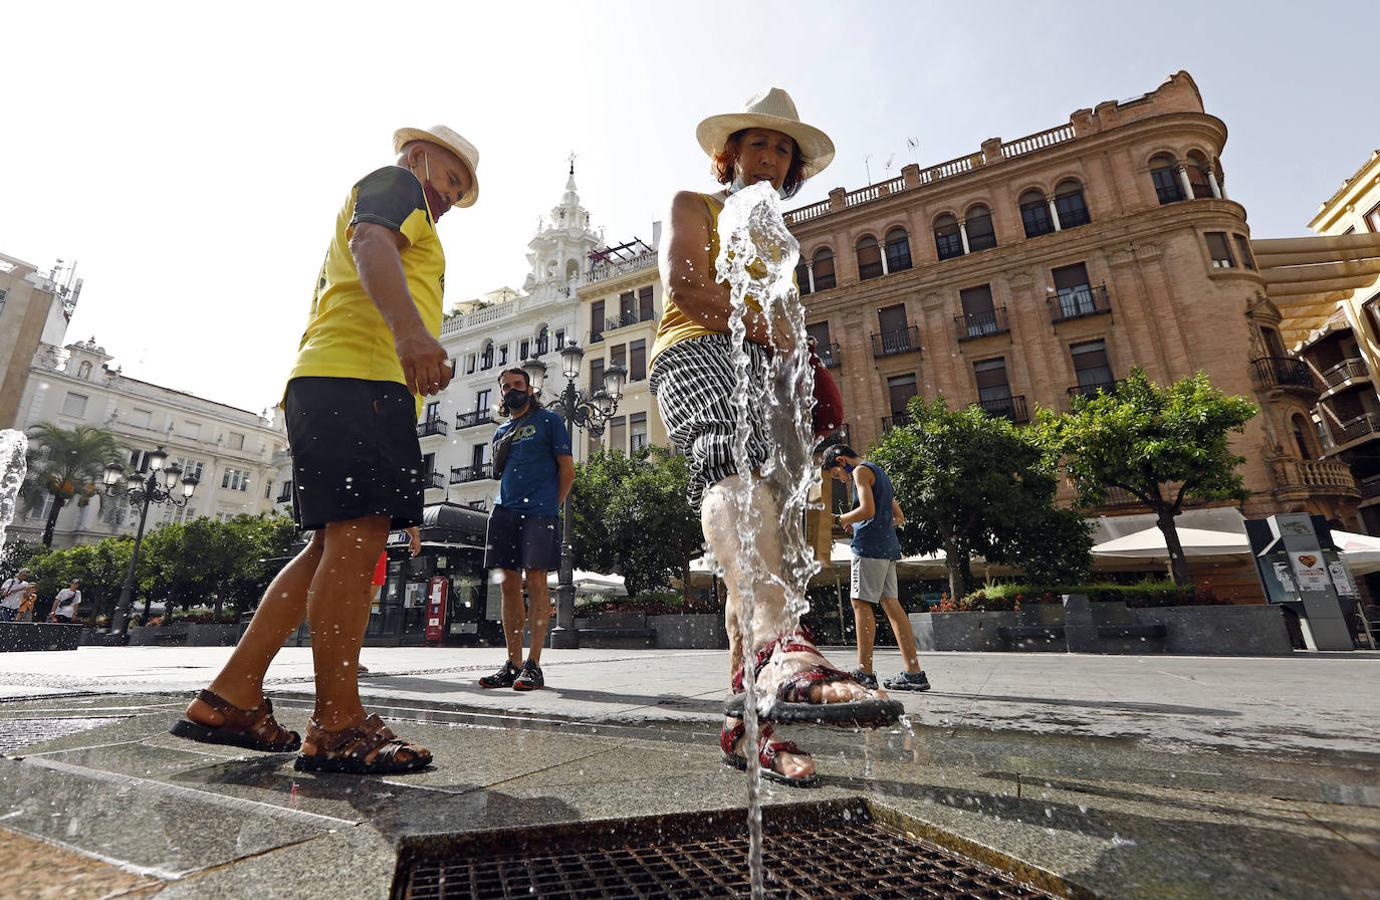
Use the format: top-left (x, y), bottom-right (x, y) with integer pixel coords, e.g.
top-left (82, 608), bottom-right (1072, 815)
top-left (0, 717), bottom-right (126, 754)
top-left (395, 803), bottom-right (1058, 899)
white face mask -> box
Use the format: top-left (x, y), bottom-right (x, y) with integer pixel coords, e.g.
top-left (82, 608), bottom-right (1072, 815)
top-left (729, 171), bottom-right (788, 201)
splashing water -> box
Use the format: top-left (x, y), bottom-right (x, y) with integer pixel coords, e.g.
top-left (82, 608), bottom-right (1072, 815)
top-left (0, 430), bottom-right (28, 553)
top-left (716, 181), bottom-right (821, 898)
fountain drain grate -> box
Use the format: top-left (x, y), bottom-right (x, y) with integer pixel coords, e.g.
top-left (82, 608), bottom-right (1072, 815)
top-left (395, 801), bottom-right (1060, 899)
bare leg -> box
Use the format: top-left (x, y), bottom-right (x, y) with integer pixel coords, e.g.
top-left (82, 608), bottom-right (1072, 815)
top-left (525, 569), bottom-right (551, 665)
top-left (852, 599), bottom-right (877, 673)
top-left (879, 596), bottom-right (922, 673)
top-left (304, 516), bottom-right (390, 731)
top-left (498, 568), bottom-right (526, 668)
top-left (186, 530), bottom-right (325, 725)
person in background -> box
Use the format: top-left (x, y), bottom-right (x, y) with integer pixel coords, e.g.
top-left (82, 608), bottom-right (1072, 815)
top-left (49, 579), bottom-right (82, 624)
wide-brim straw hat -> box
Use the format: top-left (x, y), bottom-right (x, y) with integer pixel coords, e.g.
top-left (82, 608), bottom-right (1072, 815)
top-left (392, 125), bottom-right (480, 208)
top-left (696, 87), bottom-right (835, 180)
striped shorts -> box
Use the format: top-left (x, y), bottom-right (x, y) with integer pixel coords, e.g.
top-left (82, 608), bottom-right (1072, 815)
top-left (649, 334), bottom-right (769, 511)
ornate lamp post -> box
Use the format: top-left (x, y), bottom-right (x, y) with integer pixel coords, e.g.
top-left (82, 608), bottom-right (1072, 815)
top-left (102, 446), bottom-right (199, 639)
top-left (522, 342), bottom-right (626, 649)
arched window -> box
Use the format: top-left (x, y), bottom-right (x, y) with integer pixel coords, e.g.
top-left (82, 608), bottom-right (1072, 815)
top-left (965, 204), bottom-right (996, 252)
top-left (795, 256), bottom-right (813, 296)
top-left (811, 247), bottom-right (836, 291)
top-left (77, 360), bottom-right (92, 379)
top-left (1054, 179), bottom-right (1090, 228)
top-left (1291, 414), bottom-right (1317, 459)
top-left (480, 339), bottom-right (495, 370)
top-left (933, 214), bottom-right (964, 261)
top-left (884, 228), bottom-right (912, 273)
top-left (1019, 190), bottom-right (1053, 238)
top-left (535, 325), bottom-right (550, 355)
top-left (565, 259), bottom-right (580, 281)
top-left (1150, 154), bottom-right (1183, 204)
top-left (1186, 151), bottom-right (1213, 199)
top-left (856, 235), bottom-right (883, 280)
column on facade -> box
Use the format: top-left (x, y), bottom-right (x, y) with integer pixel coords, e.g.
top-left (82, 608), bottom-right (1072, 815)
top-left (879, 242), bottom-right (889, 276)
top-left (1206, 167), bottom-right (1224, 199)
top-left (1176, 165), bottom-right (1194, 200)
top-left (1047, 197), bottom-right (1063, 231)
top-left (958, 221), bottom-right (972, 255)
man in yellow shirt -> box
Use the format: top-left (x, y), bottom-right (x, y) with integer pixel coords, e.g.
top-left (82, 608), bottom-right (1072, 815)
top-left (172, 126), bottom-right (479, 775)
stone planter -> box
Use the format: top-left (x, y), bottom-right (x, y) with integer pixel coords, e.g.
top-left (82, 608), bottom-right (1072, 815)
top-left (0, 622), bottom-right (82, 652)
top-left (649, 613), bottom-right (727, 650)
top-left (127, 623), bottom-right (190, 646)
top-left (185, 623), bottom-right (241, 646)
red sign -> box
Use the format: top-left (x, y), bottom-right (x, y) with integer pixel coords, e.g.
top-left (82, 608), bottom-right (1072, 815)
top-left (424, 576), bottom-right (448, 644)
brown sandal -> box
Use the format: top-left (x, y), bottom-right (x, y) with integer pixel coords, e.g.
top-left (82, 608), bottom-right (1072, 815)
top-left (169, 689), bottom-right (301, 752)
top-left (293, 714), bottom-right (432, 775)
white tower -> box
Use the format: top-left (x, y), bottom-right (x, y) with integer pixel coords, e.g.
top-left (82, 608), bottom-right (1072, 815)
top-left (523, 159), bottom-right (602, 297)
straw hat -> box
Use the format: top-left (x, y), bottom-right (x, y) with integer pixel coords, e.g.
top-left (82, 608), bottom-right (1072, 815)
top-left (392, 125), bottom-right (481, 208)
top-left (696, 88), bottom-right (835, 179)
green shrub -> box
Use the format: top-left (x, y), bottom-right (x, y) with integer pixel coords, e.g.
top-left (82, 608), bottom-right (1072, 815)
top-left (958, 579), bottom-right (1221, 611)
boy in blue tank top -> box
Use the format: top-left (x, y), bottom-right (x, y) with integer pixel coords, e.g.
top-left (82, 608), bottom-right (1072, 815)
top-left (822, 445), bottom-right (931, 691)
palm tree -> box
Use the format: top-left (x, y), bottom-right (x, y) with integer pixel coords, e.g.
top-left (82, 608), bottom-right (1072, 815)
top-left (20, 423), bottom-right (127, 547)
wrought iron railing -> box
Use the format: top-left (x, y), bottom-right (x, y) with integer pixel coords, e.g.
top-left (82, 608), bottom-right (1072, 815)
top-left (424, 471), bottom-right (446, 489)
top-left (1322, 358), bottom-right (1370, 389)
top-left (815, 342), bottom-right (842, 368)
top-left (450, 463), bottom-right (493, 484)
top-left (881, 414), bottom-right (911, 432)
top-left (871, 325), bottom-right (922, 358)
top-left (1067, 378), bottom-right (1122, 399)
top-left (1251, 357), bottom-right (1317, 393)
top-left (955, 307), bottom-right (1010, 341)
top-left (417, 418), bottom-right (449, 438)
top-left (1048, 284), bottom-right (1111, 322)
top-left (978, 395), bottom-right (1028, 423)
top-left (455, 410), bottom-right (494, 430)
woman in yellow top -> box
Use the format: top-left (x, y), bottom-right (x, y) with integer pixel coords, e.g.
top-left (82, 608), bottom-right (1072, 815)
top-left (650, 89), bottom-right (900, 788)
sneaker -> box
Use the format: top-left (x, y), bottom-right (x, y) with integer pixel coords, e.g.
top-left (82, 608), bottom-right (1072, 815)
top-left (883, 670), bottom-right (931, 692)
top-left (479, 660), bottom-right (520, 689)
top-left (513, 660), bottom-right (544, 691)
top-left (850, 667), bottom-right (879, 690)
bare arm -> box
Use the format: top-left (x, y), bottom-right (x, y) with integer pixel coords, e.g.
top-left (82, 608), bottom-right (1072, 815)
top-left (349, 222), bottom-right (451, 396)
top-left (556, 456), bottom-right (575, 506)
top-left (839, 466), bottom-right (876, 527)
top-left (661, 191), bottom-right (778, 346)
top-left (892, 498), bottom-right (905, 528)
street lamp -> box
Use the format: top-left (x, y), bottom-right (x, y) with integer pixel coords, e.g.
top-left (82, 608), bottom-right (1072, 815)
top-left (103, 446), bottom-right (198, 639)
top-left (524, 341), bottom-right (627, 649)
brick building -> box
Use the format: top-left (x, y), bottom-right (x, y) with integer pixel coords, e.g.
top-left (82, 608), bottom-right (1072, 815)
top-left (784, 70), bottom-right (1359, 553)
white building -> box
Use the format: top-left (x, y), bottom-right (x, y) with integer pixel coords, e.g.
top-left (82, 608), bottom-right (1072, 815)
top-left (429, 167), bottom-right (602, 510)
top-left (13, 337), bottom-right (288, 547)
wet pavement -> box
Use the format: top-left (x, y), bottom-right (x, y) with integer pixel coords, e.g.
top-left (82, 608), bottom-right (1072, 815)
top-left (0, 646), bottom-right (1377, 898)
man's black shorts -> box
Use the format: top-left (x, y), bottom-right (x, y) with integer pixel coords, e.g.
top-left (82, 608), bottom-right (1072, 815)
top-left (484, 505), bottom-right (560, 572)
top-left (284, 377), bottom-right (424, 531)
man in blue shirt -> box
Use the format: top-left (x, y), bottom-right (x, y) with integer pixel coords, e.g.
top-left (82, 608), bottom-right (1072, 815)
top-left (822, 445), bottom-right (931, 692)
top-left (479, 368), bottom-right (573, 691)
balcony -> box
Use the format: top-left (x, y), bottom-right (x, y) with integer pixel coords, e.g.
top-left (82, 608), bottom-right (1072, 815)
top-left (978, 395), bottom-right (1029, 423)
top-left (881, 413), bottom-right (911, 432)
top-left (417, 418), bottom-right (449, 438)
top-left (588, 331), bottom-right (604, 344)
top-left (478, 355), bottom-right (495, 371)
top-left (424, 471), bottom-right (446, 490)
top-left (1360, 474), bottom-right (1380, 502)
top-left (1273, 458), bottom-right (1359, 497)
top-left (1250, 357), bottom-right (1319, 397)
top-left (1048, 284), bottom-right (1111, 323)
top-left (275, 487), bottom-right (292, 503)
top-left (604, 312), bottom-right (647, 333)
top-left (871, 325), bottom-right (922, 358)
top-left (814, 342), bottom-right (842, 368)
top-left (955, 307), bottom-right (1010, 342)
top-left (1067, 379), bottom-right (1122, 400)
top-left (450, 463), bottom-right (493, 485)
top-left (1329, 412), bottom-right (1380, 448)
top-left (456, 409), bottom-right (494, 430)
top-left (1321, 358), bottom-right (1371, 392)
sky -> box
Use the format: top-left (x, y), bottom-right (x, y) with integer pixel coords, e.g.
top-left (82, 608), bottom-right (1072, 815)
top-left (2, 1), bottom-right (1376, 413)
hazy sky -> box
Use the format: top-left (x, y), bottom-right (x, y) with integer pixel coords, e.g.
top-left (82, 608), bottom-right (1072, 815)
top-left (3, 1), bottom-right (1375, 413)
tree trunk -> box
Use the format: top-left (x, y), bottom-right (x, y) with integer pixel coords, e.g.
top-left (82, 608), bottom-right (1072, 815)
top-left (1156, 507), bottom-right (1194, 588)
top-left (945, 541), bottom-right (973, 600)
top-left (212, 592), bottom-right (223, 621)
top-left (42, 494), bottom-right (67, 547)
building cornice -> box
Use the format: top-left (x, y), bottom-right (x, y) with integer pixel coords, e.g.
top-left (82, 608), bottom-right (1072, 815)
top-left (1309, 150), bottom-right (1380, 232)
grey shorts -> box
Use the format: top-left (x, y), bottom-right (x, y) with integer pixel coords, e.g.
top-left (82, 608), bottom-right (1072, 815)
top-left (851, 557), bottom-right (898, 603)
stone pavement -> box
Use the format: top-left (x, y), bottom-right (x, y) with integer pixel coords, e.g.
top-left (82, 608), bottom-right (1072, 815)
top-left (1, 646), bottom-right (1378, 898)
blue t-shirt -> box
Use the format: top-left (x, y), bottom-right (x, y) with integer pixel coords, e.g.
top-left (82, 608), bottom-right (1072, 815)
top-left (493, 408), bottom-right (571, 517)
top-left (851, 462), bottom-right (902, 561)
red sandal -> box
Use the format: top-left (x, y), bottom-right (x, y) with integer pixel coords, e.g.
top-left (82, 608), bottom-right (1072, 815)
top-left (169, 689), bottom-right (301, 753)
top-left (725, 627), bottom-right (903, 728)
top-left (720, 721), bottom-right (817, 788)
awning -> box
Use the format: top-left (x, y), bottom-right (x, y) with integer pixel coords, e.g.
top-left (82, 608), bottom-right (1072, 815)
top-left (1091, 526), bottom-right (1251, 560)
top-left (546, 570), bottom-right (627, 596)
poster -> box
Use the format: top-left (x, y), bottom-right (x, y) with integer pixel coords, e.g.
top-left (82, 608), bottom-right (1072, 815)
top-left (1288, 551), bottom-right (1329, 592)
top-left (1328, 560), bottom-right (1358, 597)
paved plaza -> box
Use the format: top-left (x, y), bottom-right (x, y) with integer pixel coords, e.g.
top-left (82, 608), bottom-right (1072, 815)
top-left (1, 646), bottom-right (1378, 898)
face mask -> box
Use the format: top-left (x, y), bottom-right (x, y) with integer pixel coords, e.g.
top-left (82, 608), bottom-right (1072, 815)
top-left (730, 171), bottom-right (789, 201)
top-left (503, 389), bottom-right (529, 412)
top-left (417, 155), bottom-right (449, 222)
